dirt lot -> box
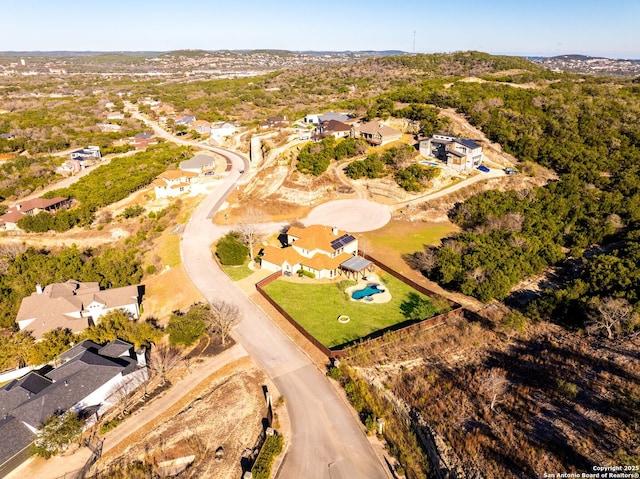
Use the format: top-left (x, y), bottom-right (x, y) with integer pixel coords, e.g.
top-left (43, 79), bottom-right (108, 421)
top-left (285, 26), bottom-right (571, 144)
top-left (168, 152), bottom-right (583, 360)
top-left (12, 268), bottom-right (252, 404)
top-left (93, 357), bottom-right (271, 479)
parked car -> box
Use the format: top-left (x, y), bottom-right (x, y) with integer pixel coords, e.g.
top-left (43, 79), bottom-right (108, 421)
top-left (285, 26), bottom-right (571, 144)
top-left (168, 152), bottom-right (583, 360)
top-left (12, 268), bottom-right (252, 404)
top-left (477, 165), bottom-right (490, 173)
top-left (505, 167), bottom-right (519, 175)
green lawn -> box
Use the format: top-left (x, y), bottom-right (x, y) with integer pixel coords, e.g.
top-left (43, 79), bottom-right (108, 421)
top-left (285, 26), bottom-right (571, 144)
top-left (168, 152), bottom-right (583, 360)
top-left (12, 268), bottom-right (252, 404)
top-left (220, 260), bottom-right (254, 281)
top-left (262, 274), bottom-right (447, 349)
top-left (363, 220), bottom-right (459, 256)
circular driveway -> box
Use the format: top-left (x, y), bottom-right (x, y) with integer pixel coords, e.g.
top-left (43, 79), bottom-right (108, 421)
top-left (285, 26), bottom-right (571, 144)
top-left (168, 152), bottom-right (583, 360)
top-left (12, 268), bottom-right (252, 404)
top-left (302, 199), bottom-right (391, 232)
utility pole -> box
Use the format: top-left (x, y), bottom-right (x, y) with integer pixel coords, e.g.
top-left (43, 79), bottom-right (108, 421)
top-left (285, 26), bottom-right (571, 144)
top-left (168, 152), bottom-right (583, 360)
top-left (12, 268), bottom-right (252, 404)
top-left (413, 30), bottom-right (416, 53)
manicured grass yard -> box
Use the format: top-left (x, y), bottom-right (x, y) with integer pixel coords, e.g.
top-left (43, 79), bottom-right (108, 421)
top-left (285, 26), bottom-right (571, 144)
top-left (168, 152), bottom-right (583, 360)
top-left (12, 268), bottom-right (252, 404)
top-left (220, 260), bottom-right (254, 281)
top-left (262, 274), bottom-right (447, 349)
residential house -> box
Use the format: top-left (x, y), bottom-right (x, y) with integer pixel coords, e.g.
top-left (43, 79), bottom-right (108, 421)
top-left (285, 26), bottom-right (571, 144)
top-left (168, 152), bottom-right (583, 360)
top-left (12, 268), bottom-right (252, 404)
top-left (69, 146), bottom-right (102, 169)
top-left (153, 170), bottom-right (198, 198)
top-left (303, 113), bottom-right (320, 125)
top-left (0, 197), bottom-right (71, 231)
top-left (353, 121), bottom-right (402, 146)
top-left (260, 115), bottom-right (289, 129)
top-left (16, 280), bottom-right (142, 340)
top-left (317, 119), bottom-right (352, 139)
top-left (0, 211), bottom-right (24, 231)
top-left (175, 115), bottom-right (196, 126)
top-left (419, 134), bottom-right (483, 171)
top-left (0, 340), bottom-right (147, 476)
top-left (106, 112), bottom-right (124, 121)
top-left (210, 121), bottom-right (238, 139)
top-left (260, 224), bottom-right (368, 279)
top-left (318, 111), bottom-right (350, 123)
top-left (131, 132), bottom-right (158, 150)
top-left (190, 120), bottom-right (211, 135)
top-left (179, 153), bottom-right (216, 175)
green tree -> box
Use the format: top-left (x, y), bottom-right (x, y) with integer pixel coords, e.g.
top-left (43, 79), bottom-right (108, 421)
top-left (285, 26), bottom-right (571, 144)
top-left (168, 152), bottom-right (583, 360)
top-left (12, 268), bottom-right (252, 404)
top-left (29, 328), bottom-right (75, 365)
top-left (32, 412), bottom-right (83, 458)
top-left (167, 307), bottom-right (206, 347)
top-left (83, 310), bottom-right (162, 348)
top-left (216, 232), bottom-right (249, 265)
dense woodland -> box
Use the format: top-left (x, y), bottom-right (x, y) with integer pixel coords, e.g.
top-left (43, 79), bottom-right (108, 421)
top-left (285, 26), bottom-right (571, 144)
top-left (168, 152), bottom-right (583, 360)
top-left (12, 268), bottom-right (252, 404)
top-left (384, 65), bottom-right (640, 330)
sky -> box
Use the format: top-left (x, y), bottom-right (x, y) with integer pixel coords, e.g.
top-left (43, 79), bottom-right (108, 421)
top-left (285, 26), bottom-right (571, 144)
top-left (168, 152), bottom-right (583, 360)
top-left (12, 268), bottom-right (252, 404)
top-left (1, 0), bottom-right (639, 58)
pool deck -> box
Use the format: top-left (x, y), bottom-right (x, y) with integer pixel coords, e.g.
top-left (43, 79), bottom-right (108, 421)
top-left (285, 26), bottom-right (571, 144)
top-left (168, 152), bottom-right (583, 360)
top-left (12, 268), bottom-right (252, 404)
top-left (344, 273), bottom-right (392, 304)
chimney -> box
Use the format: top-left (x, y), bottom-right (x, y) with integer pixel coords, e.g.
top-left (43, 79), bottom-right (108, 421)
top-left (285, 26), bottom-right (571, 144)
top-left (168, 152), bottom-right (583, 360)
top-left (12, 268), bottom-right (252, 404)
top-left (136, 347), bottom-right (147, 367)
top-left (332, 226), bottom-right (338, 236)
top-left (36, 284), bottom-right (43, 294)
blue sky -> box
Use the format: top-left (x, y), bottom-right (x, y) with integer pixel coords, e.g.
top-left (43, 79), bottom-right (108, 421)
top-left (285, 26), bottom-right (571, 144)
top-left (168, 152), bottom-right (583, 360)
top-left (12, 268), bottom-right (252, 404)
top-left (2, 0), bottom-right (638, 58)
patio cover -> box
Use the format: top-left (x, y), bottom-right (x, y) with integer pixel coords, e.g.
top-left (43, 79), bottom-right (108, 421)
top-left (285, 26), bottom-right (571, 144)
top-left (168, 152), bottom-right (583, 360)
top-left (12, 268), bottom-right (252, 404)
top-left (340, 256), bottom-right (372, 273)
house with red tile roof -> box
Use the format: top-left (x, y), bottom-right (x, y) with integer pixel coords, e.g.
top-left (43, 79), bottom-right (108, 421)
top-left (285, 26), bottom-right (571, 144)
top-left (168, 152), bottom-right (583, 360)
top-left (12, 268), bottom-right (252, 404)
top-left (260, 224), bottom-right (365, 279)
top-left (0, 197), bottom-right (70, 231)
top-left (152, 170), bottom-right (197, 199)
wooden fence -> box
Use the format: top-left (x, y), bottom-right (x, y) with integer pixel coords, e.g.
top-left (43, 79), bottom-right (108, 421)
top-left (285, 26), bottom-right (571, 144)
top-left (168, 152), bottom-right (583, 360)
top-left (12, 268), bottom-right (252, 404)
top-left (255, 254), bottom-right (464, 360)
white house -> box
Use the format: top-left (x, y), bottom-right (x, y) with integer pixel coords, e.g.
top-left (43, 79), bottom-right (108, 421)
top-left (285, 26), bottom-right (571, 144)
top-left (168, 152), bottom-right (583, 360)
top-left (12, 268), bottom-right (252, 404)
top-left (261, 225), bottom-right (362, 279)
top-left (153, 170), bottom-right (198, 198)
top-left (419, 134), bottom-right (483, 171)
top-left (16, 280), bottom-right (142, 340)
top-left (210, 121), bottom-right (238, 139)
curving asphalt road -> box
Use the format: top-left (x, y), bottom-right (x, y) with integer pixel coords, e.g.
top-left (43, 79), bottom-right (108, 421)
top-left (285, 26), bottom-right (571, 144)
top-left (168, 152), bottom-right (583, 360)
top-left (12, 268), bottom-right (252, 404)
top-left (131, 108), bottom-right (390, 478)
top-left (179, 149), bottom-right (389, 478)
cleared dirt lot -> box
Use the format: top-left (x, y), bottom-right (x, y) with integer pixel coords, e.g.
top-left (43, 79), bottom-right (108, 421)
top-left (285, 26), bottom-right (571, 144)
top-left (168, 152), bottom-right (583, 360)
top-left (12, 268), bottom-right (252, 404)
top-left (93, 357), bottom-right (270, 479)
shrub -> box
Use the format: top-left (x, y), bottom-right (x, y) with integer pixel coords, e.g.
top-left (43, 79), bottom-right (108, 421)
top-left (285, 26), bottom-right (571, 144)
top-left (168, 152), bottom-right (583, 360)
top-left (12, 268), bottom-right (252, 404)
top-left (32, 412), bottom-right (83, 458)
top-left (557, 379), bottom-right (579, 400)
top-left (252, 433), bottom-right (284, 479)
top-left (216, 232), bottom-right (249, 265)
top-left (99, 417), bottom-right (122, 435)
top-left (167, 307), bottom-right (207, 347)
top-left (121, 205), bottom-right (145, 218)
top-left (298, 269), bottom-right (316, 279)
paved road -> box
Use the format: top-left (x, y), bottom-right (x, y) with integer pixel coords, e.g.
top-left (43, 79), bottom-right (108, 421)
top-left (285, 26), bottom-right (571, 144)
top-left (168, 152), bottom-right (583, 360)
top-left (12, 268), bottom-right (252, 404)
top-left (131, 108), bottom-right (389, 478)
top-left (179, 154), bottom-right (389, 478)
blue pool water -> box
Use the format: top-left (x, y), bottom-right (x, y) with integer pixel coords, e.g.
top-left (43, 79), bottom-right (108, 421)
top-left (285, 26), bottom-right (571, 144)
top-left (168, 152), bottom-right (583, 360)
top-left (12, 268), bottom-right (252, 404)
top-left (352, 284), bottom-right (384, 300)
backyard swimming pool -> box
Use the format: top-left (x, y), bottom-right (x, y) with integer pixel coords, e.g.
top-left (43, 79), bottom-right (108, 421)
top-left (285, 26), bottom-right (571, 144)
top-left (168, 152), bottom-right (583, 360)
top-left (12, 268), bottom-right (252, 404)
top-left (351, 284), bottom-right (385, 300)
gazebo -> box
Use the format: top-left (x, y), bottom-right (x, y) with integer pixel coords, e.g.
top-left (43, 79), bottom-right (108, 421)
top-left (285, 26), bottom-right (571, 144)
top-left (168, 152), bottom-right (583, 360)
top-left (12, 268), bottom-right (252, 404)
top-left (339, 256), bottom-right (374, 280)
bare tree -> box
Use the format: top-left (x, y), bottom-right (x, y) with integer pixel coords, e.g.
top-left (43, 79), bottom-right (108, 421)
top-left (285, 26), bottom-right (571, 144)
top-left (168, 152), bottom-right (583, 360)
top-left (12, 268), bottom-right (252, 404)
top-left (236, 208), bottom-right (267, 260)
top-left (108, 378), bottom-right (138, 418)
top-left (148, 344), bottom-right (182, 386)
top-left (587, 296), bottom-right (634, 339)
top-left (480, 368), bottom-right (508, 411)
top-left (412, 248), bottom-right (438, 273)
top-left (207, 300), bottom-right (241, 346)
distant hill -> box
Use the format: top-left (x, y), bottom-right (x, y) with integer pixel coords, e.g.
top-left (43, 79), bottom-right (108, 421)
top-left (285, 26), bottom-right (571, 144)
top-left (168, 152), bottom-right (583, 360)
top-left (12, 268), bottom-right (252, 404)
top-left (531, 54), bottom-right (640, 76)
top-left (376, 51), bottom-right (544, 77)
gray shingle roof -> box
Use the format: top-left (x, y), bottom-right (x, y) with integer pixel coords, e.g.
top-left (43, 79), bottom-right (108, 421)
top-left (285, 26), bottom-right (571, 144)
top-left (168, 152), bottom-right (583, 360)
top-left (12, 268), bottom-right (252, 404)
top-left (57, 340), bottom-right (101, 362)
top-left (98, 339), bottom-right (133, 359)
top-left (180, 153), bottom-right (216, 171)
top-left (0, 416), bottom-right (36, 465)
top-left (13, 354), bottom-right (126, 428)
